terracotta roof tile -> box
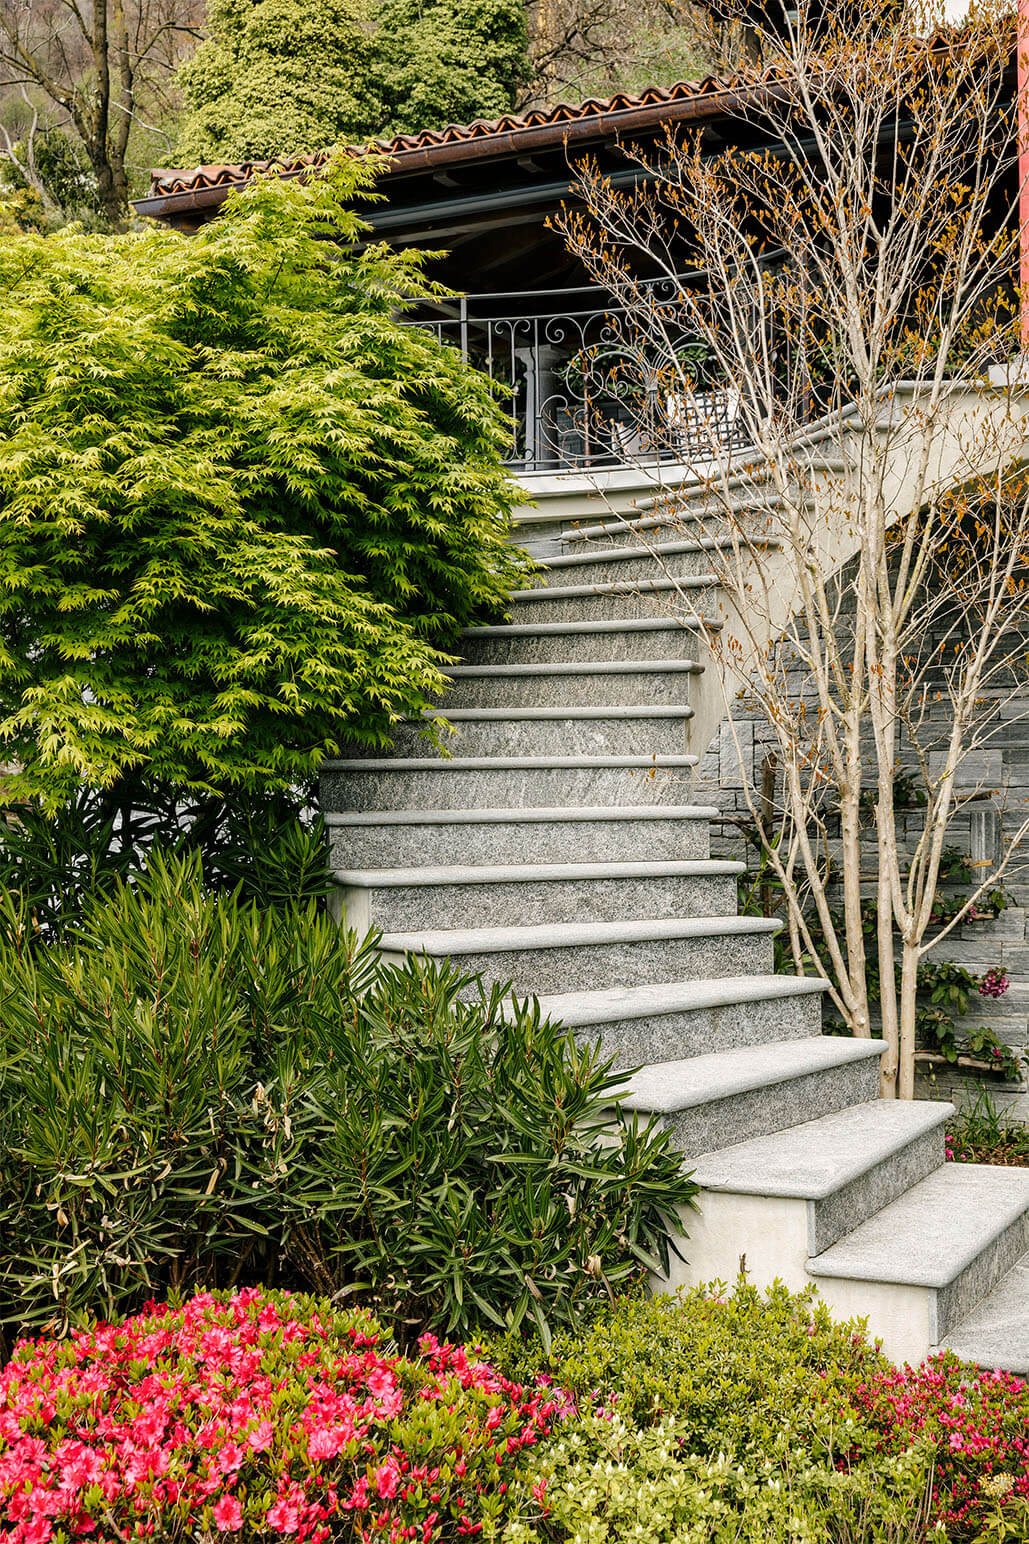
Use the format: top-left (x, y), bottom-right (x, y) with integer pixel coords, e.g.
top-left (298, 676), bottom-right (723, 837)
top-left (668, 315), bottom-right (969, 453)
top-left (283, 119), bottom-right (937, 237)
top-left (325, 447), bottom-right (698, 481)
top-left (144, 70), bottom-right (775, 199)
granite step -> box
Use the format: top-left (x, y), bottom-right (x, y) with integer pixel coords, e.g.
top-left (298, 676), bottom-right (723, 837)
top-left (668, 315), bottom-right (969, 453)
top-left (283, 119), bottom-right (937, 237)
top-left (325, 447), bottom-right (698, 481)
top-left (520, 973), bottom-right (828, 1066)
top-left (939, 1250), bottom-right (1029, 1375)
top-left (509, 573), bottom-right (721, 624)
top-left (458, 616), bottom-right (713, 665)
top-left (391, 705), bottom-right (694, 759)
top-left (621, 1035), bottom-right (886, 1161)
top-left (321, 753), bottom-right (698, 812)
top-left (807, 1164), bottom-right (1029, 1365)
top-left (439, 659), bottom-right (703, 709)
top-left (532, 535), bottom-right (774, 589)
top-left (692, 1099), bottom-right (952, 1258)
top-left (378, 914), bottom-right (781, 997)
top-left (326, 803), bottom-right (719, 869)
top-left (334, 858), bottom-right (743, 933)
top-left (558, 491), bottom-right (785, 548)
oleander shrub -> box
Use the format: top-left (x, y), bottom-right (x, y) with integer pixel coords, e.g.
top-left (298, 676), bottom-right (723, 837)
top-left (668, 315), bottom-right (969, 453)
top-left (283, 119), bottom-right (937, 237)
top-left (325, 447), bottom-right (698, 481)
top-left (0, 784), bottom-right (335, 945)
top-left (0, 1287), bottom-right (560, 1544)
top-left (0, 851), bottom-right (696, 1347)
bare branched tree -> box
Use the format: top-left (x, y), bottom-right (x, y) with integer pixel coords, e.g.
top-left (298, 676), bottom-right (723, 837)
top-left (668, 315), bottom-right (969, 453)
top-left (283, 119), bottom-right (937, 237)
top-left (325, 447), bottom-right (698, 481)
top-left (0, 0), bottom-right (204, 228)
top-left (557, 0), bottom-right (1029, 1097)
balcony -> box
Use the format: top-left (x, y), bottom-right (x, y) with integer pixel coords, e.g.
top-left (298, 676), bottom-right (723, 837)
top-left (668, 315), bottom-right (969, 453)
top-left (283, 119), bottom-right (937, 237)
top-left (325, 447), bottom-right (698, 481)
top-left (411, 284), bottom-right (753, 476)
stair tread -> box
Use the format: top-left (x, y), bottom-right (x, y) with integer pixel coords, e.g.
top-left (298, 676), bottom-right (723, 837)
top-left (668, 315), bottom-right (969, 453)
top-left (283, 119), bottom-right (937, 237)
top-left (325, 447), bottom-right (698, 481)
top-left (512, 574), bottom-right (719, 600)
top-left (692, 1099), bottom-right (953, 1199)
top-left (622, 1034), bottom-right (885, 1113)
top-left (939, 1252), bottom-right (1029, 1374)
top-left (380, 914), bottom-right (781, 955)
top-left (335, 859), bottom-right (744, 887)
top-left (461, 618), bottom-right (716, 637)
top-left (542, 535), bottom-right (776, 570)
top-left (416, 705), bottom-right (695, 721)
top-left (322, 753), bottom-right (699, 771)
top-left (807, 1165), bottom-right (1029, 1288)
top-left (326, 804), bottom-right (720, 827)
top-left (446, 659), bottom-right (701, 677)
top-left (512, 973), bottom-right (828, 1027)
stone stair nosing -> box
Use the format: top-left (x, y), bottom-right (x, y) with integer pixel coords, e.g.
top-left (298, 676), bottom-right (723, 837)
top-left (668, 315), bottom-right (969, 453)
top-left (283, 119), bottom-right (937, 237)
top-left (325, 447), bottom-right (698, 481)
top-left (456, 616), bottom-right (718, 665)
top-left (519, 974), bottom-right (828, 1067)
top-left (532, 535), bottom-right (781, 588)
top-left (620, 1035), bottom-right (886, 1160)
top-left (333, 857), bottom-right (744, 933)
top-left (439, 659), bottom-right (704, 709)
top-left (390, 705), bottom-right (696, 761)
top-left (377, 914), bottom-right (782, 999)
top-left (691, 1099), bottom-right (953, 1259)
top-left (321, 752), bottom-right (699, 811)
top-left (939, 1252), bottom-right (1029, 1376)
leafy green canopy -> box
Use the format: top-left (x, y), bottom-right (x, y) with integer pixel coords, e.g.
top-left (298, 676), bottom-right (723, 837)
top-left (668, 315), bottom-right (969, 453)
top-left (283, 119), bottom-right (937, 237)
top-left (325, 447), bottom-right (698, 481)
top-left (175, 0), bottom-right (531, 166)
top-left (0, 160), bottom-right (525, 807)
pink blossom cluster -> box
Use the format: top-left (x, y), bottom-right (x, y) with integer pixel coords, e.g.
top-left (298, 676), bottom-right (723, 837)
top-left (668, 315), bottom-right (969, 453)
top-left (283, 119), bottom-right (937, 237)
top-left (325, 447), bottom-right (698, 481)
top-left (851, 1354), bottom-right (1029, 1536)
top-left (0, 1289), bottom-right (560, 1544)
top-left (979, 967), bottom-right (1010, 999)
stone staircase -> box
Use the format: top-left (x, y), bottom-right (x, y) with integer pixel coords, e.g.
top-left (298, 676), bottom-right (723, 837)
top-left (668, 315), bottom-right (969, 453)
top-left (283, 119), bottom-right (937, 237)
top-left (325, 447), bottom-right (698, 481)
top-left (321, 396), bottom-right (1029, 1376)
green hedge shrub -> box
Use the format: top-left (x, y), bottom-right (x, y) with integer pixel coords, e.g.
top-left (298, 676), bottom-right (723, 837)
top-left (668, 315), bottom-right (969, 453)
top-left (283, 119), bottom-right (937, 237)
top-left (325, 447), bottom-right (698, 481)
top-left (0, 852), bottom-right (696, 1349)
top-left (489, 1278), bottom-right (889, 1454)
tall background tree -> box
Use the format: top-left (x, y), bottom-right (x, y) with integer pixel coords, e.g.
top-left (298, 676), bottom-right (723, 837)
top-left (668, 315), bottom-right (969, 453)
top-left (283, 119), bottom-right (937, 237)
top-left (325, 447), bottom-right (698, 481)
top-left (0, 0), bottom-right (204, 228)
top-left (175, 0), bottom-right (531, 164)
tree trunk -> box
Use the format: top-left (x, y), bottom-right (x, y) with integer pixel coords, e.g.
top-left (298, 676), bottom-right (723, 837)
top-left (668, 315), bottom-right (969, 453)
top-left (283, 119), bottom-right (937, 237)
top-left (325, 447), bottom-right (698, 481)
top-left (897, 941), bottom-right (920, 1100)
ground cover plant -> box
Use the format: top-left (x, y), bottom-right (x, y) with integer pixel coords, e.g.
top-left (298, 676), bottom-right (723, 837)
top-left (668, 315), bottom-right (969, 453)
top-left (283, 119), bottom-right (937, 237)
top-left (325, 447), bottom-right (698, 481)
top-left (0, 850), bottom-right (695, 1348)
top-left (0, 156), bottom-right (526, 809)
top-left (0, 1287), bottom-right (561, 1543)
top-left (488, 1284), bottom-right (1029, 1544)
top-left (946, 1090), bottom-right (1029, 1168)
top-left (4, 1282), bottom-right (1027, 1543)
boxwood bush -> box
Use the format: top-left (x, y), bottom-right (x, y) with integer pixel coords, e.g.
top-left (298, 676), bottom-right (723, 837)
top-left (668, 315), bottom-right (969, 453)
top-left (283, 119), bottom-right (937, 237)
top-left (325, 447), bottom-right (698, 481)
top-left (0, 851), bottom-right (697, 1349)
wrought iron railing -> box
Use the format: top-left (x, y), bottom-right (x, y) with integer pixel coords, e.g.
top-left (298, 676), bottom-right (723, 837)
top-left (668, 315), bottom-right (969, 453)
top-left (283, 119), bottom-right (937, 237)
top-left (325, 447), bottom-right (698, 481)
top-left (410, 282), bottom-right (754, 474)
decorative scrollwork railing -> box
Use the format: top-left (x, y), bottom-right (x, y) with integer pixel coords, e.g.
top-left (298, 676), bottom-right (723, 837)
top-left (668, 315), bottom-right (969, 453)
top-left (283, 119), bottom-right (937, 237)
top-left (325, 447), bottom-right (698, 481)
top-left (409, 283), bottom-right (755, 475)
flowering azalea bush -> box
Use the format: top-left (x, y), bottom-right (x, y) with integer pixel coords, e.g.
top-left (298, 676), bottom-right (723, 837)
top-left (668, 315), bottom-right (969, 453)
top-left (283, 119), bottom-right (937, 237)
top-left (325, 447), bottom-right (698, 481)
top-left (0, 1288), bottom-right (559, 1543)
top-left (851, 1355), bottom-right (1029, 1540)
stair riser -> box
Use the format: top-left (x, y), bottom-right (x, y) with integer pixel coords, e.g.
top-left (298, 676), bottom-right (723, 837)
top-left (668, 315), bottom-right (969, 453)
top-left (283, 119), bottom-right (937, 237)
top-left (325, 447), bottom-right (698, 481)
top-left (387, 716), bottom-right (691, 760)
top-left (934, 1207), bottom-right (1029, 1342)
top-left (340, 871), bottom-right (740, 933)
top-left (510, 586), bottom-right (720, 625)
top-left (810, 1124), bottom-right (946, 1257)
top-left (661, 1056), bottom-right (883, 1161)
top-left (383, 930), bottom-right (775, 998)
top-left (458, 625), bottom-right (706, 665)
top-left (537, 549), bottom-right (723, 588)
top-left (554, 511), bottom-right (777, 554)
top-left (582, 989), bottom-right (824, 1069)
top-left (436, 670), bottom-right (699, 710)
top-left (322, 764), bottom-right (693, 812)
top-left (328, 814), bottom-right (713, 869)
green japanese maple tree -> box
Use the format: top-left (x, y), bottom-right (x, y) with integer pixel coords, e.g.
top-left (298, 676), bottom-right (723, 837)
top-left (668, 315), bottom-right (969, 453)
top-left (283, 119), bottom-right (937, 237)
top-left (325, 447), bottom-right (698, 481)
top-left (0, 158), bottom-right (525, 807)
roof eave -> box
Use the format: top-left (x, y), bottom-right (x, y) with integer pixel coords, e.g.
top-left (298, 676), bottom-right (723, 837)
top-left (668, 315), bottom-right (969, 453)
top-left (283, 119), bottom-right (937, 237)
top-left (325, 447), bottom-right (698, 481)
top-left (133, 78), bottom-right (784, 223)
